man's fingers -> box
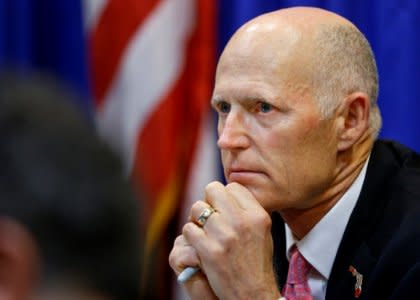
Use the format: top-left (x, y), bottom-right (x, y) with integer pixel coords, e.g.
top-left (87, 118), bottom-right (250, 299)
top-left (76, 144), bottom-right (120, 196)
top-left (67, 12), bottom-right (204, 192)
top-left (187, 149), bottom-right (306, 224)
top-left (169, 235), bottom-right (201, 275)
top-left (190, 200), bottom-right (218, 227)
top-left (204, 181), bottom-right (241, 214)
top-left (204, 181), bottom-right (264, 213)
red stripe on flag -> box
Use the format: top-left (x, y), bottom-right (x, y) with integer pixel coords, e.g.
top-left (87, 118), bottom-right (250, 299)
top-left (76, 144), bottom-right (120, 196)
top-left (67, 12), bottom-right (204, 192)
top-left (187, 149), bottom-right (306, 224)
top-left (89, 0), bottom-right (160, 106)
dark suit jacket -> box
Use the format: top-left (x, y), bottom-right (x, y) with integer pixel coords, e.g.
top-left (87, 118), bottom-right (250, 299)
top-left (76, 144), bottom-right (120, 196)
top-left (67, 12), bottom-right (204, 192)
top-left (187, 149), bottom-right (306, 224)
top-left (272, 140), bottom-right (420, 300)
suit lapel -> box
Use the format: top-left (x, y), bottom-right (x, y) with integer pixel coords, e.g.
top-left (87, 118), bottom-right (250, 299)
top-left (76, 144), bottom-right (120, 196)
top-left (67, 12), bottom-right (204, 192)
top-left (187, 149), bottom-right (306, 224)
top-left (326, 141), bottom-right (400, 299)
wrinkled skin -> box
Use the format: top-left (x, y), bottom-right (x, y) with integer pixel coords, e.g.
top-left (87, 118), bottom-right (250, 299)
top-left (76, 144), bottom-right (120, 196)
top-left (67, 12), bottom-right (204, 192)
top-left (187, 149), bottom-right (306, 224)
top-left (169, 182), bottom-right (279, 299)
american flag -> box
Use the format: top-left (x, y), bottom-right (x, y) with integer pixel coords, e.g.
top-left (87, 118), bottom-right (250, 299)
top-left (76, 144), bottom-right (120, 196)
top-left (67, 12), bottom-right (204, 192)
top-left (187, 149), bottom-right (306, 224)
top-left (84, 0), bottom-right (218, 298)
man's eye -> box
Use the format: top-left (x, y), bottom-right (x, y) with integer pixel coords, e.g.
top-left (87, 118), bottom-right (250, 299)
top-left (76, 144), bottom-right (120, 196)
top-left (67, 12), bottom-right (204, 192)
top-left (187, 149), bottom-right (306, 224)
top-left (219, 101), bottom-right (231, 113)
top-left (258, 102), bottom-right (272, 113)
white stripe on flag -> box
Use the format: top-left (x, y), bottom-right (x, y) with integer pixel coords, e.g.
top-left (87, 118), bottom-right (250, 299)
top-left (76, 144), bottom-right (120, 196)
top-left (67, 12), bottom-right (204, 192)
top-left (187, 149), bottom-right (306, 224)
top-left (94, 0), bottom-right (196, 174)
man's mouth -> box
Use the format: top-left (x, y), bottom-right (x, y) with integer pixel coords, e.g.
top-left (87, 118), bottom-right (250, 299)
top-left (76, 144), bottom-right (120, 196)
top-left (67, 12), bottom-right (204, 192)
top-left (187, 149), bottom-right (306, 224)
top-left (227, 168), bottom-right (266, 183)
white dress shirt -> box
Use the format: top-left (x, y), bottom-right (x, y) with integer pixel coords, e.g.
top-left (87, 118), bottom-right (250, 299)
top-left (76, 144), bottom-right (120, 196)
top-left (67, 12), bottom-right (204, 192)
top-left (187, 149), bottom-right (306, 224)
top-left (284, 159), bottom-right (369, 300)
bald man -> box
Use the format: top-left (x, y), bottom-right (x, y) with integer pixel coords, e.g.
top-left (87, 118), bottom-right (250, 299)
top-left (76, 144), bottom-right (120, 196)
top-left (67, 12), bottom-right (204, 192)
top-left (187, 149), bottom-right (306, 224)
top-left (169, 7), bottom-right (420, 300)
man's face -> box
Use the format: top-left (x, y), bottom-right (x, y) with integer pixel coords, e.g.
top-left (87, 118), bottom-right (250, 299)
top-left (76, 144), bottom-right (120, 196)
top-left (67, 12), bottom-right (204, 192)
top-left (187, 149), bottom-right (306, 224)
top-left (212, 33), bottom-right (339, 213)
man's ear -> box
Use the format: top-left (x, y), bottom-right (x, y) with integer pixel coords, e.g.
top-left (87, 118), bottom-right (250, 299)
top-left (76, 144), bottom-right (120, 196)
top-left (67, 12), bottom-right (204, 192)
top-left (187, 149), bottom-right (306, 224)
top-left (336, 92), bottom-right (370, 151)
top-left (0, 217), bottom-right (40, 300)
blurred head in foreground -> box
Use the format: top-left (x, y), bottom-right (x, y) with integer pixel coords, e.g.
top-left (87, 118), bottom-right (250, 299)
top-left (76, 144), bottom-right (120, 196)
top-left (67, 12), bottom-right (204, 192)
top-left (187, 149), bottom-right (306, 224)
top-left (0, 73), bottom-right (141, 300)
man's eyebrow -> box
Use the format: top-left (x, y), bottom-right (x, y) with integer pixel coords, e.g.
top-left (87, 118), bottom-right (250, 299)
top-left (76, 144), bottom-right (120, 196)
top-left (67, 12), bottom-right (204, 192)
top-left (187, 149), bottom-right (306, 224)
top-left (211, 95), bottom-right (271, 107)
top-left (241, 96), bottom-right (267, 103)
top-left (211, 95), bottom-right (224, 107)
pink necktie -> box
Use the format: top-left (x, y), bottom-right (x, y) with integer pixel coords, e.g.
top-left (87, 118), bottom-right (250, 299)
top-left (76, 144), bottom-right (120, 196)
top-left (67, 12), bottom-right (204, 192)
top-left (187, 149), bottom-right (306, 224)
top-left (282, 246), bottom-right (313, 300)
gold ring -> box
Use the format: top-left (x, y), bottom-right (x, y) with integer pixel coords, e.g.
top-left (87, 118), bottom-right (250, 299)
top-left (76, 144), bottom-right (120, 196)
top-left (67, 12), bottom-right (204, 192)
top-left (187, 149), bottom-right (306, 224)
top-left (196, 207), bottom-right (216, 227)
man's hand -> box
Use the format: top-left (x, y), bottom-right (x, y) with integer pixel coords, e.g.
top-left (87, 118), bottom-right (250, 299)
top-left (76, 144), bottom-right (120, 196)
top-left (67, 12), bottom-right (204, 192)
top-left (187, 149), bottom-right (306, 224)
top-left (170, 181), bottom-right (281, 300)
top-left (169, 235), bottom-right (217, 300)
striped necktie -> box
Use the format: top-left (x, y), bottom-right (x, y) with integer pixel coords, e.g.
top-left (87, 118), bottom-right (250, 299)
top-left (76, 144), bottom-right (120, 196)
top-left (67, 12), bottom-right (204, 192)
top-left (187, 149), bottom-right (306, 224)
top-left (282, 246), bottom-right (313, 300)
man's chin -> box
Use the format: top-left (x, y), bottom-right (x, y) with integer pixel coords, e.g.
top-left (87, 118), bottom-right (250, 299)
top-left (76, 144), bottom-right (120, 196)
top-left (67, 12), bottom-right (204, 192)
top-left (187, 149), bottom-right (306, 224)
top-left (242, 185), bottom-right (273, 210)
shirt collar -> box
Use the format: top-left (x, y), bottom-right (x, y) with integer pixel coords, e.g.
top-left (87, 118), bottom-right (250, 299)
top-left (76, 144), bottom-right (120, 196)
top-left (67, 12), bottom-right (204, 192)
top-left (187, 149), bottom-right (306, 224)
top-left (284, 157), bottom-right (369, 279)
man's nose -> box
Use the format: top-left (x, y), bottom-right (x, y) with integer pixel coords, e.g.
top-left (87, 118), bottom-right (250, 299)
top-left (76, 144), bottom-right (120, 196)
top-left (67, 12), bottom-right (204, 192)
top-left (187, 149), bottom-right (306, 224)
top-left (217, 112), bottom-right (249, 150)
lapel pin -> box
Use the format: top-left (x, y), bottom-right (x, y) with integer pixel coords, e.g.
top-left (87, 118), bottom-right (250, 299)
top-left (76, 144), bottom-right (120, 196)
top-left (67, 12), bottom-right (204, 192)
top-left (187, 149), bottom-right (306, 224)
top-left (348, 265), bottom-right (363, 298)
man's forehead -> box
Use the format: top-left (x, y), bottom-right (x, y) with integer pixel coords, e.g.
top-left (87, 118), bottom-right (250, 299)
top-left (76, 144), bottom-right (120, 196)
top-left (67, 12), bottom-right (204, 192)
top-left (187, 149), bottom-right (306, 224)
top-left (221, 22), bottom-right (302, 64)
